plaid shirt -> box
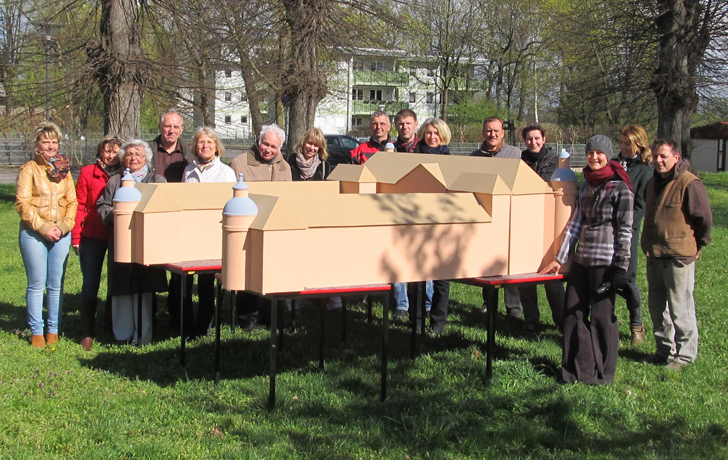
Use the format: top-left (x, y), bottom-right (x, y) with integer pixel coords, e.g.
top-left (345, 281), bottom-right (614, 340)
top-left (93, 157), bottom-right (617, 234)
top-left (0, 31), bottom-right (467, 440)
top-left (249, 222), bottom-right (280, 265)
top-left (556, 179), bottom-right (634, 270)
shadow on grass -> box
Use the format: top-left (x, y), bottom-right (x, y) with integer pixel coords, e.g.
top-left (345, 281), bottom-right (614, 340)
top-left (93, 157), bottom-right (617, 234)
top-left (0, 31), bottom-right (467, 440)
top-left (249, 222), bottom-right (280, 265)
top-left (0, 293), bottom-right (82, 334)
top-left (78, 302), bottom-right (491, 389)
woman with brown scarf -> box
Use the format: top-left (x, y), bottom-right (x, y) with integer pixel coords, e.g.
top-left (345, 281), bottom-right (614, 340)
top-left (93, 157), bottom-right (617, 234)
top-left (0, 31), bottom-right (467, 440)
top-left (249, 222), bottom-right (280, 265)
top-left (542, 135), bottom-right (634, 384)
top-left (15, 122), bottom-right (78, 348)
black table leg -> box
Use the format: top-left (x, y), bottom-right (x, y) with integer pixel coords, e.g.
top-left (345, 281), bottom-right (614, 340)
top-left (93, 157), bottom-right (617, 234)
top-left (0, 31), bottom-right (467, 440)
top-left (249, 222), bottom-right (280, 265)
top-left (215, 279), bottom-right (223, 385)
top-left (180, 273), bottom-right (187, 367)
top-left (319, 298), bottom-right (326, 371)
top-left (381, 291), bottom-right (389, 401)
top-left (340, 298), bottom-right (347, 345)
top-left (410, 281), bottom-right (425, 360)
top-left (290, 299), bottom-right (297, 332)
top-left (269, 299), bottom-right (279, 412)
top-left (486, 285), bottom-right (498, 380)
top-left (136, 274), bottom-right (143, 348)
top-left (231, 291), bottom-right (237, 333)
top-left (366, 295), bottom-right (372, 324)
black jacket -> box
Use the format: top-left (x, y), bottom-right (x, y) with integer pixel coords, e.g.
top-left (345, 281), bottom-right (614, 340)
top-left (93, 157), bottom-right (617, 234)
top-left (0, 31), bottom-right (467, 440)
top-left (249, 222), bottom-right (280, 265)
top-left (522, 147), bottom-right (559, 182)
top-left (286, 154), bottom-right (331, 181)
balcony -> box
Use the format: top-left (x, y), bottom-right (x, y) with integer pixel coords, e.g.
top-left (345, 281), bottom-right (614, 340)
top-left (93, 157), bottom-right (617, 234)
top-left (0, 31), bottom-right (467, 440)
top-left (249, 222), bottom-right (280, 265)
top-left (451, 77), bottom-right (488, 92)
top-left (352, 100), bottom-right (408, 114)
top-left (353, 70), bottom-right (409, 86)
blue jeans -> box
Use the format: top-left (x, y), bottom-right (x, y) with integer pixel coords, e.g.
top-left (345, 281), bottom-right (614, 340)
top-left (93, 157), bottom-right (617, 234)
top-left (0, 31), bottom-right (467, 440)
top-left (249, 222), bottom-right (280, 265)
top-left (393, 281), bottom-right (433, 312)
top-left (79, 237), bottom-right (108, 300)
top-left (19, 229), bottom-right (71, 335)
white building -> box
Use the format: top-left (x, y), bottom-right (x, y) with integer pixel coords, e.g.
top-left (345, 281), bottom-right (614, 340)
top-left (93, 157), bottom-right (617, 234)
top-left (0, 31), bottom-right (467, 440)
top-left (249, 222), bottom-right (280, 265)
top-left (213, 49), bottom-right (485, 139)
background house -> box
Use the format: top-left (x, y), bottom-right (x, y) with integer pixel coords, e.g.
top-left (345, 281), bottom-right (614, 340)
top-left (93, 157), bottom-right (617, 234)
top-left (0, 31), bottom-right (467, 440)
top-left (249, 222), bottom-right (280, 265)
top-left (212, 49), bottom-right (486, 139)
top-left (690, 122), bottom-right (728, 172)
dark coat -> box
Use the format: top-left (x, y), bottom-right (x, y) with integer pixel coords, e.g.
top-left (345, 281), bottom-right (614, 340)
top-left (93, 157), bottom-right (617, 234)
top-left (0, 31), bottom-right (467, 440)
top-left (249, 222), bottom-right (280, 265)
top-left (96, 173), bottom-right (168, 296)
top-left (287, 154), bottom-right (331, 181)
top-left (614, 154), bottom-right (652, 228)
top-left (522, 147), bottom-right (559, 182)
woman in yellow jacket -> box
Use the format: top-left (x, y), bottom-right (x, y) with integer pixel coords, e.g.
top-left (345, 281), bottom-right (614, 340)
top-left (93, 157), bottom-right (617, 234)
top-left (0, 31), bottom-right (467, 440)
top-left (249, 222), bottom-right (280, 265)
top-left (15, 122), bottom-right (77, 348)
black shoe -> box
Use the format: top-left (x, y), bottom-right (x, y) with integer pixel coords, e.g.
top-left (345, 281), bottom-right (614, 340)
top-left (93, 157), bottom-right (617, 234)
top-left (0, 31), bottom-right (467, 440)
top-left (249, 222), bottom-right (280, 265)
top-left (393, 310), bottom-right (408, 319)
top-left (507, 310), bottom-right (521, 321)
top-left (523, 322), bottom-right (536, 332)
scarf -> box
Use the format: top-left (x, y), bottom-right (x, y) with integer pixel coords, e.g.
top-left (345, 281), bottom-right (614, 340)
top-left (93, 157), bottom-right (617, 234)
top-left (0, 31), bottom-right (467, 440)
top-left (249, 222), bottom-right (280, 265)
top-left (38, 152), bottom-right (70, 183)
top-left (296, 153), bottom-right (321, 180)
top-left (418, 140), bottom-right (450, 155)
top-left (194, 155), bottom-right (217, 171)
top-left (522, 148), bottom-right (547, 165)
top-left (130, 165), bottom-right (149, 182)
top-left (96, 158), bottom-right (121, 177)
top-left (583, 159), bottom-right (632, 191)
top-left (397, 135), bottom-right (419, 153)
top-left (616, 153), bottom-right (642, 172)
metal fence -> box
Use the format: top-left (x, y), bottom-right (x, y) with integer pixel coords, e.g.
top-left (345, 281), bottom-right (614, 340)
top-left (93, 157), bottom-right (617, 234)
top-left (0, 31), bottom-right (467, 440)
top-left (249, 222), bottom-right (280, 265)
top-left (0, 133), bottom-right (255, 167)
top-left (0, 133), bottom-right (587, 169)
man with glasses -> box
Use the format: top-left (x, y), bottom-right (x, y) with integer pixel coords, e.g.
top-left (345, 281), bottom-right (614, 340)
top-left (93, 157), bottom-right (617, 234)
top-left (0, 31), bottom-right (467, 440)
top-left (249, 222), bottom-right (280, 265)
top-left (349, 111), bottom-right (393, 164)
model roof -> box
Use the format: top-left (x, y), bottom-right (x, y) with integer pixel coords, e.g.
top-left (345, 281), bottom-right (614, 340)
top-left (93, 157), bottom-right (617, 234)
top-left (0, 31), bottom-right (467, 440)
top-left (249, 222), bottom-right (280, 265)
top-left (327, 152), bottom-right (552, 195)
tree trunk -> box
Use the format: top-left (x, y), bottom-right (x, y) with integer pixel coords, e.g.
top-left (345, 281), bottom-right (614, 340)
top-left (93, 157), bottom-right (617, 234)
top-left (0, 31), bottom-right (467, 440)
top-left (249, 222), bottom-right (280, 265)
top-left (281, 0), bottom-right (327, 151)
top-left (651, 0), bottom-right (711, 158)
top-left (93, 0), bottom-right (144, 138)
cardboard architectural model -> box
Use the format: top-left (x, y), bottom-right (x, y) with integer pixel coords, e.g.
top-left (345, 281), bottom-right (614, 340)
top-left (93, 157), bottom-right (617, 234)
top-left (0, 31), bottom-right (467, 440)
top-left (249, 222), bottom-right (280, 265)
top-left (112, 152), bottom-right (576, 294)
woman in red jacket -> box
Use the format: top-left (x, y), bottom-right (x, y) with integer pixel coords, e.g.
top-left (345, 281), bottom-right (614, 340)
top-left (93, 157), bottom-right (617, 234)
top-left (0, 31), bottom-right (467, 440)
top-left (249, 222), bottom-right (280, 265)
top-left (72, 135), bottom-right (123, 350)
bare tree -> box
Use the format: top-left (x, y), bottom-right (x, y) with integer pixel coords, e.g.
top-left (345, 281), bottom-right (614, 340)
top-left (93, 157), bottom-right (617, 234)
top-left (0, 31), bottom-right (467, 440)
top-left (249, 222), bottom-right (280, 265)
top-left (650, 0), bottom-right (728, 155)
top-left (87, 0), bottom-right (146, 138)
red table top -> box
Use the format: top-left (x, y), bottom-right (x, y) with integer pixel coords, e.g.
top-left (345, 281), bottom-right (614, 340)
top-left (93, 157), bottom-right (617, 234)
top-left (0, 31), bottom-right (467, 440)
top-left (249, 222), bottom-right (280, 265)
top-left (162, 259), bottom-right (222, 274)
top-left (459, 273), bottom-right (565, 286)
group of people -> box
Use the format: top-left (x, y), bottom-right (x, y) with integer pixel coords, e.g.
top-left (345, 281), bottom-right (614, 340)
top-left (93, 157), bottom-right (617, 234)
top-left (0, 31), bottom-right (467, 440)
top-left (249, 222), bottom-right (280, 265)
top-left (349, 109), bottom-right (712, 384)
top-left (14, 109), bottom-right (335, 348)
top-left (15, 108), bottom-right (713, 386)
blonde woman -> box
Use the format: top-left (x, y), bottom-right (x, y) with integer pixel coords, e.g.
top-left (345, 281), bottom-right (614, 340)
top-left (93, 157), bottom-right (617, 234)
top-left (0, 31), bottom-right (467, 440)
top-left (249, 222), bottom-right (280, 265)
top-left (287, 127), bottom-right (330, 180)
top-left (16, 122), bottom-right (78, 347)
top-left (615, 125), bottom-right (653, 345)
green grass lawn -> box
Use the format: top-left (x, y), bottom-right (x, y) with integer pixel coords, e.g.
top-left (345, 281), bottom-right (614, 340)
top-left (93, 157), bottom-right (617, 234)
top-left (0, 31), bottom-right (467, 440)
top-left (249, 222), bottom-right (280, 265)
top-left (0, 175), bottom-right (726, 459)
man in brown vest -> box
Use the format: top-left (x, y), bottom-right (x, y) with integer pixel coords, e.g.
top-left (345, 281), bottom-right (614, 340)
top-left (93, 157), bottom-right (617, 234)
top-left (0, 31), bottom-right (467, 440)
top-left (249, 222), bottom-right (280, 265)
top-left (641, 139), bottom-right (712, 370)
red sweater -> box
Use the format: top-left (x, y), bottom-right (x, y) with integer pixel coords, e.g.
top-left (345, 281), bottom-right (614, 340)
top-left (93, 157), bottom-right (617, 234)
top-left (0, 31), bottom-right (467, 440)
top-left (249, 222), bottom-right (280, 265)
top-left (71, 163), bottom-right (112, 245)
top-left (349, 138), bottom-right (391, 164)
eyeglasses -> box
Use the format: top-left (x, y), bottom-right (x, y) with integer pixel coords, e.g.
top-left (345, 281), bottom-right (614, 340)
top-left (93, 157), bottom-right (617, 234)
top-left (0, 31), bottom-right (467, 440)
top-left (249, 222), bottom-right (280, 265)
top-left (125, 151), bottom-right (145, 159)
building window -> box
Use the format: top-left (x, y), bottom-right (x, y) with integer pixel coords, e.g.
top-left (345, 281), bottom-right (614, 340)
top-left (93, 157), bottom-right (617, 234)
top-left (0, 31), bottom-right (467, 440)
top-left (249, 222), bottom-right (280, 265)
top-left (369, 61), bottom-right (383, 71)
top-left (225, 69), bottom-right (232, 77)
top-left (352, 88), bottom-right (364, 101)
top-left (409, 92), bottom-right (416, 103)
top-left (241, 115), bottom-right (247, 123)
top-left (225, 92), bottom-right (232, 102)
top-left (369, 89), bottom-right (382, 101)
top-left (426, 92), bottom-right (434, 104)
top-left (352, 117), bottom-right (364, 126)
top-left (353, 61), bottom-right (365, 71)
top-left (224, 115), bottom-right (231, 124)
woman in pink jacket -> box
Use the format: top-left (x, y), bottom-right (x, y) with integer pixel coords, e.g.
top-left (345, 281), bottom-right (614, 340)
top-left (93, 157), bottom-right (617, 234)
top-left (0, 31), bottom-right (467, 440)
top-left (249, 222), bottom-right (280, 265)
top-left (72, 135), bottom-right (123, 350)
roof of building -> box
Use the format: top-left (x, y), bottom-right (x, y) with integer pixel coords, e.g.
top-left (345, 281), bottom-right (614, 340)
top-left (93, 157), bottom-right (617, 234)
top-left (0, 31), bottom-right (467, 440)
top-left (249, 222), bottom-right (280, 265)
top-left (690, 122), bottom-right (728, 139)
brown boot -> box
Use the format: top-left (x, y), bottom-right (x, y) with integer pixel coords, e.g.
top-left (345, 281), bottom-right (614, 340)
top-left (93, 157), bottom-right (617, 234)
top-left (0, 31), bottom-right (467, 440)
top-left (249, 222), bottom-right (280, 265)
top-left (46, 333), bottom-right (59, 346)
top-left (80, 337), bottom-right (93, 351)
top-left (31, 335), bottom-right (46, 348)
top-left (631, 325), bottom-right (646, 346)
